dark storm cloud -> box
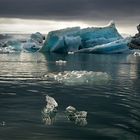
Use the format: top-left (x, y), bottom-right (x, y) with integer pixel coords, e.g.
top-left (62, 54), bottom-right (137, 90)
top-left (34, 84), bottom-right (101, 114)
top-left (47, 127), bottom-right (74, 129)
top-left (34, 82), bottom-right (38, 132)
top-left (0, 0), bottom-right (139, 21)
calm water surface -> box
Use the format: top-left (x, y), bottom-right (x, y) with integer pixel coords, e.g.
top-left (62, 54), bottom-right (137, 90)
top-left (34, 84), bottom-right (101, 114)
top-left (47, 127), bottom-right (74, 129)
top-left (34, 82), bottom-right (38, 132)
top-left (0, 53), bottom-right (140, 140)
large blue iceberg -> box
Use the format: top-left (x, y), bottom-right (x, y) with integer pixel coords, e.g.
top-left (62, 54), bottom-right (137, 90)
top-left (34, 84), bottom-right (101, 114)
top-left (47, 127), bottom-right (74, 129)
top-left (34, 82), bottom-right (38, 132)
top-left (41, 22), bottom-right (130, 54)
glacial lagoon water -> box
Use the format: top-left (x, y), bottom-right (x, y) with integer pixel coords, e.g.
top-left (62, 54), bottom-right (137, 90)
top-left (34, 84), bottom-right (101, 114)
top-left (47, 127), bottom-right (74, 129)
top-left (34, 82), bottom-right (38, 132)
top-left (0, 52), bottom-right (140, 140)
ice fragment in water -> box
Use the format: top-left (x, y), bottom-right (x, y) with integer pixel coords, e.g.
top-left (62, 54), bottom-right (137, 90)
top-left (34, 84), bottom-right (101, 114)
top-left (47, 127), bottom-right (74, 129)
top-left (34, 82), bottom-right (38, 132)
top-left (42, 95), bottom-right (58, 125)
top-left (55, 60), bottom-right (67, 65)
top-left (66, 106), bottom-right (87, 126)
top-left (45, 71), bottom-right (110, 85)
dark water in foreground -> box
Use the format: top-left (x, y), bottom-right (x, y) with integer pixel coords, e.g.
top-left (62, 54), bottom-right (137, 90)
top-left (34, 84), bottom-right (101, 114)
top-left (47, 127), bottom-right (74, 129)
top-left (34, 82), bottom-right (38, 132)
top-left (0, 53), bottom-right (140, 140)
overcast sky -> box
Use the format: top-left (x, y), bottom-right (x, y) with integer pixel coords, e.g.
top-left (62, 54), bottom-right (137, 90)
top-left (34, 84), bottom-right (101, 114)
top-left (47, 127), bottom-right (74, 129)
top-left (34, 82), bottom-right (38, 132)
top-left (0, 0), bottom-right (139, 34)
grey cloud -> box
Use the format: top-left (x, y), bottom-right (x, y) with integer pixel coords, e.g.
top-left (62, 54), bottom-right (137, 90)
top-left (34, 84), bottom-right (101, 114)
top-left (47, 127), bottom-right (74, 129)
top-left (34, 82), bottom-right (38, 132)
top-left (0, 0), bottom-right (139, 22)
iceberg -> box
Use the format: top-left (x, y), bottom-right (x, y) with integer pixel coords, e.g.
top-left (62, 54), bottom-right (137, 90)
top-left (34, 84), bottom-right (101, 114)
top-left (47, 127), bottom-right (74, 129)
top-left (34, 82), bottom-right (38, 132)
top-left (41, 21), bottom-right (124, 53)
top-left (3, 40), bottom-right (22, 51)
top-left (0, 39), bottom-right (22, 53)
top-left (23, 32), bottom-right (44, 52)
top-left (76, 38), bottom-right (131, 54)
top-left (31, 32), bottom-right (45, 44)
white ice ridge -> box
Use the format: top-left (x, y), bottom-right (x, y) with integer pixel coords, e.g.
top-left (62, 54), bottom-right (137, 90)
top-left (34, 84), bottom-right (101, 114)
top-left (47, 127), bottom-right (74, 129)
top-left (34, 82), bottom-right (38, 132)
top-left (44, 71), bottom-right (110, 85)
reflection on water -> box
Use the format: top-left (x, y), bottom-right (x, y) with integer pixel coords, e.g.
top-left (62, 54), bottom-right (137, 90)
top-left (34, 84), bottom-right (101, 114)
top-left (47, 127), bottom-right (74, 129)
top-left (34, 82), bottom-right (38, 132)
top-left (0, 52), bottom-right (140, 140)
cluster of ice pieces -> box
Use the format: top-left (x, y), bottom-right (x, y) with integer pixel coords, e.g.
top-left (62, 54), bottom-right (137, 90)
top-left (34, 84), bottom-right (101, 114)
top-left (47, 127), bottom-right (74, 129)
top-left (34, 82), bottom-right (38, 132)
top-left (23, 32), bottom-right (44, 52)
top-left (42, 95), bottom-right (87, 126)
top-left (42, 95), bottom-right (58, 125)
top-left (0, 32), bottom-right (44, 53)
top-left (66, 106), bottom-right (88, 126)
top-left (44, 71), bottom-right (110, 85)
top-left (0, 40), bottom-right (22, 53)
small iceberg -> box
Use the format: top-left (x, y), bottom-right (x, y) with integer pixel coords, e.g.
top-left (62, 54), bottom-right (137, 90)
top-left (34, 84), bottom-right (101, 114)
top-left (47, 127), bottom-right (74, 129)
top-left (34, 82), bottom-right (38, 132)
top-left (0, 39), bottom-right (22, 53)
top-left (42, 95), bottom-right (58, 125)
top-left (31, 32), bottom-right (45, 44)
top-left (66, 106), bottom-right (88, 126)
top-left (23, 32), bottom-right (44, 52)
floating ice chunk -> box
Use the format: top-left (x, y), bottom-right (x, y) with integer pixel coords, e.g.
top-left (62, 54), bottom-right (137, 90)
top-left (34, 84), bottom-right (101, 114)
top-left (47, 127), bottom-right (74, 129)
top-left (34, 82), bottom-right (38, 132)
top-left (75, 111), bottom-right (87, 118)
top-left (42, 95), bottom-right (58, 125)
top-left (76, 38), bottom-right (131, 54)
top-left (23, 32), bottom-right (44, 53)
top-left (68, 51), bottom-right (74, 54)
top-left (45, 71), bottom-right (110, 85)
top-left (66, 106), bottom-right (87, 126)
top-left (0, 46), bottom-right (21, 53)
top-left (66, 106), bottom-right (77, 116)
top-left (0, 121), bottom-right (6, 126)
top-left (55, 60), bottom-right (67, 65)
top-left (66, 106), bottom-right (76, 113)
top-left (0, 47), bottom-right (14, 53)
top-left (31, 32), bottom-right (45, 44)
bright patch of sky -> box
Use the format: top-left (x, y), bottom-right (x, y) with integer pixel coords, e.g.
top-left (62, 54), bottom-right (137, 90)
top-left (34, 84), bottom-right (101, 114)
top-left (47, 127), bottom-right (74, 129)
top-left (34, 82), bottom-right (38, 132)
top-left (0, 18), bottom-right (137, 35)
